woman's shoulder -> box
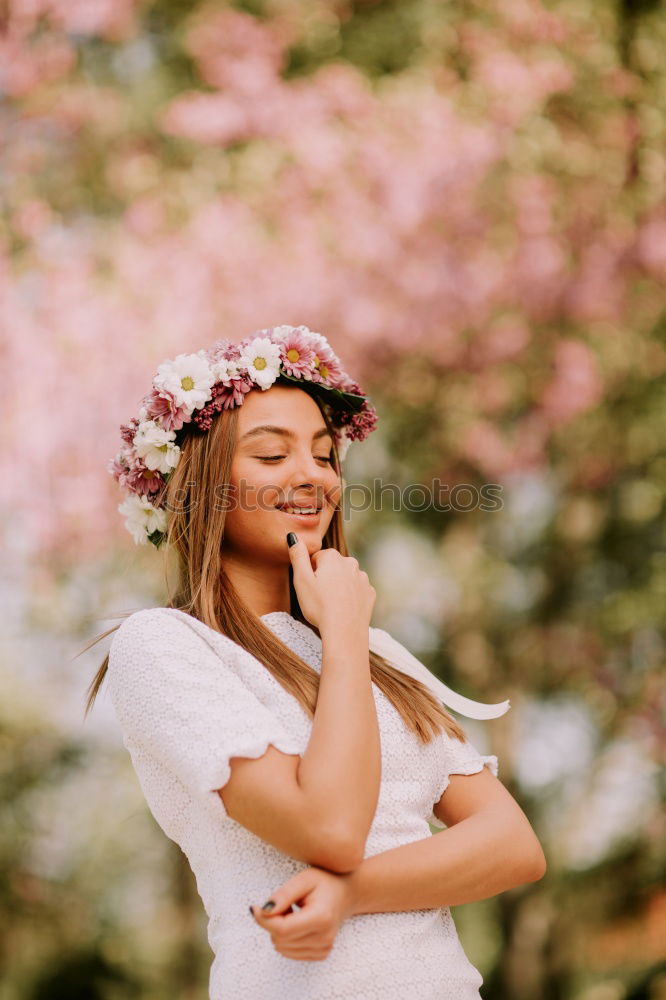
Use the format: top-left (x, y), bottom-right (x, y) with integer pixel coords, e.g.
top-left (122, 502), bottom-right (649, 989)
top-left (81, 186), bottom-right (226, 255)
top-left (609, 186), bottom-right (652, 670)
top-left (109, 607), bottom-right (238, 675)
top-left (114, 605), bottom-right (172, 633)
top-left (113, 606), bottom-right (227, 641)
top-left (111, 606), bottom-right (192, 648)
top-left (106, 608), bottom-right (259, 727)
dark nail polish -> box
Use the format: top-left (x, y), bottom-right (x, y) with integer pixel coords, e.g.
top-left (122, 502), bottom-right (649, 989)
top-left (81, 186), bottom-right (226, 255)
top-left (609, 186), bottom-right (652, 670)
top-left (249, 905), bottom-right (254, 916)
top-left (286, 532), bottom-right (297, 548)
top-left (261, 899), bottom-right (276, 912)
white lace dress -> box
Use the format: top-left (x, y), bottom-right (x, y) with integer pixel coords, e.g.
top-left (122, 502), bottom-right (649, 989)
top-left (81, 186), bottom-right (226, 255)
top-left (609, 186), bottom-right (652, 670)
top-left (106, 607), bottom-right (500, 1000)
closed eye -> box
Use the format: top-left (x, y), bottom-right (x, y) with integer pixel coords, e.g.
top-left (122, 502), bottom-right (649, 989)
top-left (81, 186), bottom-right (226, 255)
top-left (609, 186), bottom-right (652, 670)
top-left (256, 455), bottom-right (334, 464)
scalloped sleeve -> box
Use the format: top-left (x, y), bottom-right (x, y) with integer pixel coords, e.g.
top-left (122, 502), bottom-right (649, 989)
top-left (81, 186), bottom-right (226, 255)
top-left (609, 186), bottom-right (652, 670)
top-left (429, 731), bottom-right (499, 829)
top-left (106, 608), bottom-right (302, 819)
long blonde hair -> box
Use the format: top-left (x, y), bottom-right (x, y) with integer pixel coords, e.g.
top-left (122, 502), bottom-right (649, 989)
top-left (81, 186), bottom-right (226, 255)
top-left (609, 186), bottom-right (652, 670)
top-left (84, 386), bottom-right (466, 744)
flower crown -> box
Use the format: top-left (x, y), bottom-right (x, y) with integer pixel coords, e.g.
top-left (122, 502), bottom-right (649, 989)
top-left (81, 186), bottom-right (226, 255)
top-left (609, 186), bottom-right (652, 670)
top-left (108, 325), bottom-right (378, 547)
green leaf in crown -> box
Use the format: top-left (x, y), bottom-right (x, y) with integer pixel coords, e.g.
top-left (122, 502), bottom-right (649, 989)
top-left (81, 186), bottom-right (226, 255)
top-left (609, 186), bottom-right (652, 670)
top-left (276, 372), bottom-right (367, 414)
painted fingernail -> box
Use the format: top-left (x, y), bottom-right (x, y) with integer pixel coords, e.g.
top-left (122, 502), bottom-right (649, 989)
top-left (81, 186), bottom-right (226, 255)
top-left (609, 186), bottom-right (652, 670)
top-left (261, 899), bottom-right (276, 912)
top-left (287, 532), bottom-right (297, 547)
top-left (249, 905), bottom-right (254, 916)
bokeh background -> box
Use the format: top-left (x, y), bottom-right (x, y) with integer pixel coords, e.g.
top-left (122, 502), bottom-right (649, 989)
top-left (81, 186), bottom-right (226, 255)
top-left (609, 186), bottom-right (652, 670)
top-left (2, 0), bottom-right (665, 997)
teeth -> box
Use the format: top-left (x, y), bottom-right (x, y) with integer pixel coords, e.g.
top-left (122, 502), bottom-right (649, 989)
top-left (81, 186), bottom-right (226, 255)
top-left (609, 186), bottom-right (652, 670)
top-left (279, 507), bottom-right (318, 514)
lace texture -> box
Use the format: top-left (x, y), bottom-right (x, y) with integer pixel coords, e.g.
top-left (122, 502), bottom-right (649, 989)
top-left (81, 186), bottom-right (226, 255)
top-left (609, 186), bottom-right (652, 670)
top-left (107, 608), bottom-right (498, 999)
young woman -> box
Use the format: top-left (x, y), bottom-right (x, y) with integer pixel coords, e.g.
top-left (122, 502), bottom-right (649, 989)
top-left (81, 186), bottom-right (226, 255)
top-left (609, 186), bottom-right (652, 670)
top-left (86, 325), bottom-right (546, 1000)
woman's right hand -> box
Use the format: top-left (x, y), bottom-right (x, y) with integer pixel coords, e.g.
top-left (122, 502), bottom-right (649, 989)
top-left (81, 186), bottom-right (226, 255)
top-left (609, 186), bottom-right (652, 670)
top-left (250, 865), bottom-right (358, 961)
top-left (286, 534), bottom-right (376, 634)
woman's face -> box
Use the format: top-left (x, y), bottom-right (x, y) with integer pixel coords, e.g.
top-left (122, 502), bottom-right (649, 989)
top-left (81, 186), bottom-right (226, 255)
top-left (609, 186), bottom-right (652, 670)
top-left (223, 386), bottom-right (342, 562)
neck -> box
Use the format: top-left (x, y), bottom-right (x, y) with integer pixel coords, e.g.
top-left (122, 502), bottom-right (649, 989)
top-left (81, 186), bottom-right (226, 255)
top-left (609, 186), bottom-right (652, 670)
top-left (221, 550), bottom-right (292, 618)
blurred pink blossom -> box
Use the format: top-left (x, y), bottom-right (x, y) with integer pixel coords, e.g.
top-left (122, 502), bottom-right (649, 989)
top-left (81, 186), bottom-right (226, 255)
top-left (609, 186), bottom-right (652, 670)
top-left (161, 93), bottom-right (253, 146)
top-left (184, 8), bottom-right (289, 94)
top-left (0, 33), bottom-right (74, 96)
top-left (541, 340), bottom-right (604, 425)
top-left (636, 216), bottom-right (666, 280)
top-left (470, 317), bottom-right (532, 366)
top-left (27, 0), bottom-right (138, 38)
top-left (463, 420), bottom-right (515, 477)
top-left (11, 199), bottom-right (53, 239)
top-left (1, 0), bottom-right (660, 565)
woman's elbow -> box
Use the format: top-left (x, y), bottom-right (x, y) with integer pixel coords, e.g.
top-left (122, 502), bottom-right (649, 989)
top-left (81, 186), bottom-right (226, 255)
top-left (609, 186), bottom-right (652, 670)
top-left (306, 824), bottom-right (365, 874)
top-left (526, 842), bottom-right (547, 882)
top-left (491, 808), bottom-right (547, 887)
top-left (309, 841), bottom-right (364, 874)
top-left (514, 832), bottom-right (547, 884)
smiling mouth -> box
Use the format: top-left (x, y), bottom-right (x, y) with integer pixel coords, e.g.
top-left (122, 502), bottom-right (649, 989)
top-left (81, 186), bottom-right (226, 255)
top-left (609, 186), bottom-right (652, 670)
top-left (275, 503), bottom-right (323, 517)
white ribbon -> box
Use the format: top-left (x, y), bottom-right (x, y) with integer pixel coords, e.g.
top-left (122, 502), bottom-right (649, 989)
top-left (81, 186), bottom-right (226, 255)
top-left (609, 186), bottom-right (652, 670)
top-left (369, 627), bottom-right (510, 721)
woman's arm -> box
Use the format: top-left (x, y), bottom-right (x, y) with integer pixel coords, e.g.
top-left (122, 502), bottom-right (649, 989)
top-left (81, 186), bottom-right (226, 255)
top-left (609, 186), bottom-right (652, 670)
top-left (297, 618), bottom-right (382, 864)
top-left (345, 766), bottom-right (546, 913)
top-left (250, 766), bottom-right (546, 960)
top-left (220, 619), bottom-right (381, 873)
top-left (220, 542), bottom-right (381, 874)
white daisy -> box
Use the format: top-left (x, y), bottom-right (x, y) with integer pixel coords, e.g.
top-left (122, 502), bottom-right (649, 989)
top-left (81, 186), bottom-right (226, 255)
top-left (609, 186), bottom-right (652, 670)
top-left (118, 494), bottom-right (167, 545)
top-left (133, 420), bottom-right (181, 474)
top-left (211, 358), bottom-right (240, 384)
top-left (238, 336), bottom-right (282, 389)
top-left (153, 353), bottom-right (216, 413)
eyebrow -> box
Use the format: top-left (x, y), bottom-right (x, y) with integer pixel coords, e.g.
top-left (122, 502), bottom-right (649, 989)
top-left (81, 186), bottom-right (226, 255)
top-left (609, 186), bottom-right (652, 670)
top-left (239, 425), bottom-right (334, 444)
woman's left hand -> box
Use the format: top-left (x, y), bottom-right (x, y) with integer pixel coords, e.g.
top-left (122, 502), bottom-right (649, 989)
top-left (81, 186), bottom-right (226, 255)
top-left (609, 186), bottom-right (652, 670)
top-left (249, 866), bottom-right (357, 961)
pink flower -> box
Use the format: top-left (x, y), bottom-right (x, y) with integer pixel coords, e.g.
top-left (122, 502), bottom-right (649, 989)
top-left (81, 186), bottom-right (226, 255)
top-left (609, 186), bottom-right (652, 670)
top-left (305, 336), bottom-right (345, 385)
top-left (345, 401), bottom-right (379, 441)
top-left (125, 462), bottom-right (166, 497)
top-left (207, 338), bottom-right (238, 364)
top-left (145, 388), bottom-right (190, 431)
top-left (272, 326), bottom-right (316, 377)
top-left (328, 391), bottom-right (378, 441)
top-left (191, 374), bottom-right (254, 431)
top-left (107, 451), bottom-right (130, 483)
top-left (119, 419), bottom-right (139, 446)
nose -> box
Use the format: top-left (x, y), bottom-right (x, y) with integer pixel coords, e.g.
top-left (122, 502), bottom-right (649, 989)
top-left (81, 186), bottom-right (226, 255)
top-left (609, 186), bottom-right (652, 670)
top-left (280, 450), bottom-right (334, 507)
